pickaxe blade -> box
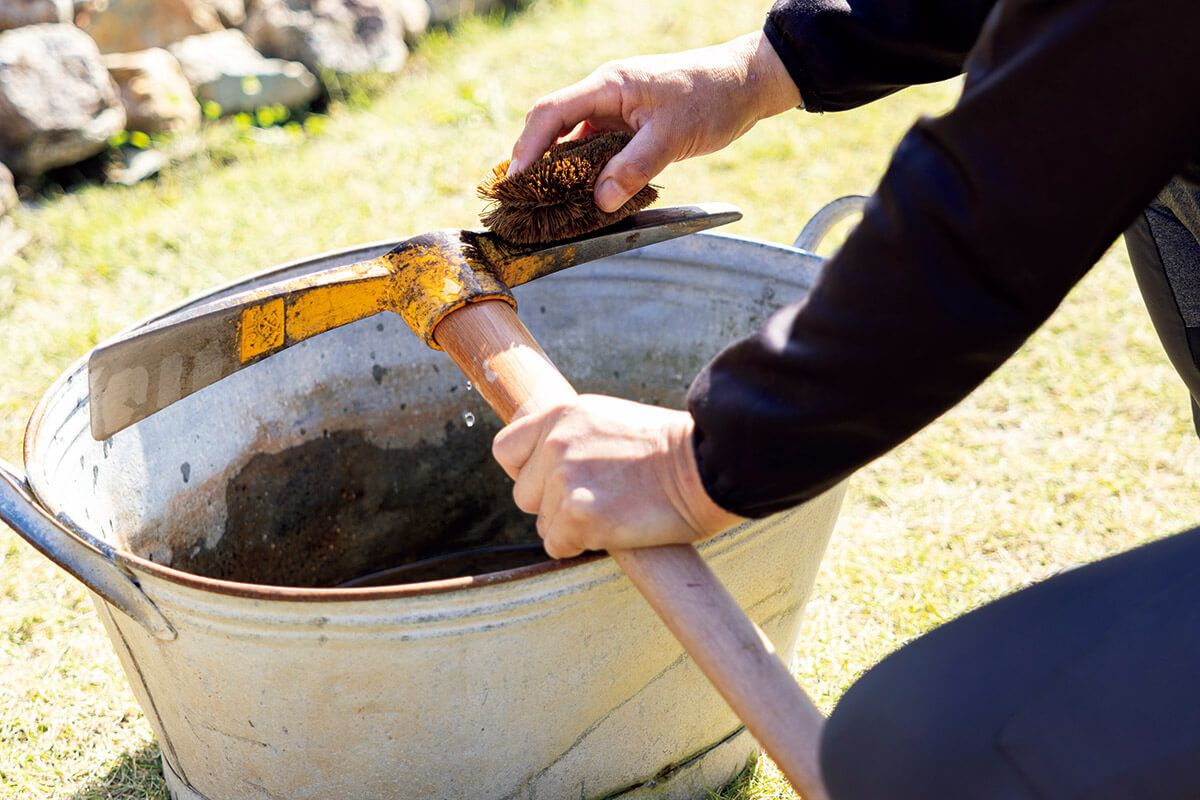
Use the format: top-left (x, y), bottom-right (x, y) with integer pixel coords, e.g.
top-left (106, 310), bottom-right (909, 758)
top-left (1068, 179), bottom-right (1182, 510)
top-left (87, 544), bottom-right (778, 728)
top-left (87, 203), bottom-right (741, 439)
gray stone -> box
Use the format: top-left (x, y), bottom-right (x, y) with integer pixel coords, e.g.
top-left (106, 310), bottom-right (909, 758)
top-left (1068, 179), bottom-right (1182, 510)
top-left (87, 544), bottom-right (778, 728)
top-left (104, 48), bottom-right (201, 134)
top-left (245, 0), bottom-right (406, 76)
top-left (425, 0), bottom-right (503, 27)
top-left (0, 0), bottom-right (72, 31)
top-left (0, 24), bottom-right (126, 177)
top-left (388, 0), bottom-right (428, 45)
top-left (108, 147), bottom-right (166, 185)
top-left (169, 30), bottom-right (319, 114)
top-left (0, 162), bottom-right (16, 216)
top-left (210, 0), bottom-right (245, 26)
top-left (79, 0), bottom-right (224, 54)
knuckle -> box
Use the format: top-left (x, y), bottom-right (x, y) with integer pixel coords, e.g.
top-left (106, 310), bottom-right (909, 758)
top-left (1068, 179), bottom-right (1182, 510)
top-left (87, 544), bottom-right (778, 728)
top-left (619, 157), bottom-right (654, 187)
top-left (490, 433), bottom-right (511, 465)
top-left (593, 60), bottom-right (624, 82)
top-left (543, 432), bottom-right (571, 458)
top-left (512, 482), bottom-right (538, 514)
top-left (525, 98), bottom-right (554, 125)
top-left (560, 494), bottom-right (593, 526)
top-left (574, 528), bottom-right (601, 553)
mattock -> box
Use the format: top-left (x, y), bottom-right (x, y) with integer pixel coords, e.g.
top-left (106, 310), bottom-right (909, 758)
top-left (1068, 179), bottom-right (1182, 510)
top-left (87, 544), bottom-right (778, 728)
top-left (89, 204), bottom-right (830, 799)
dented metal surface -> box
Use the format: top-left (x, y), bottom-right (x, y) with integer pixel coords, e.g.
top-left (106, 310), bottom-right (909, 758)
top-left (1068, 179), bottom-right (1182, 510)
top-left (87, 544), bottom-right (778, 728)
top-left (11, 203), bottom-right (858, 800)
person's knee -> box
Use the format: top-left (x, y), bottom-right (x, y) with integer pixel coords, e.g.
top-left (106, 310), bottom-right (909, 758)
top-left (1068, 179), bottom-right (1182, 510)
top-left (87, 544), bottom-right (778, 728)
top-left (820, 655), bottom-right (1035, 800)
top-left (820, 663), bottom-right (936, 800)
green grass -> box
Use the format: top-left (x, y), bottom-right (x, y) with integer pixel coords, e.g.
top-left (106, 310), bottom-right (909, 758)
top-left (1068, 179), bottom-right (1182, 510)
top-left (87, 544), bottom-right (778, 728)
top-left (3, 1), bottom-right (1200, 797)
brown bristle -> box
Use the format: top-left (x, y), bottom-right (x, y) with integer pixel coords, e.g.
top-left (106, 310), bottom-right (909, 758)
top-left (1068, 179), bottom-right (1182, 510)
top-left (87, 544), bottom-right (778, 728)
top-left (477, 131), bottom-right (659, 244)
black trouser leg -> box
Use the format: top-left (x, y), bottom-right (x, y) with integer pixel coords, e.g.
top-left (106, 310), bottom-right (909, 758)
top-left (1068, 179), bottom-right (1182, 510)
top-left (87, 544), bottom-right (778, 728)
top-left (1126, 179), bottom-right (1200, 434)
top-left (820, 526), bottom-right (1200, 800)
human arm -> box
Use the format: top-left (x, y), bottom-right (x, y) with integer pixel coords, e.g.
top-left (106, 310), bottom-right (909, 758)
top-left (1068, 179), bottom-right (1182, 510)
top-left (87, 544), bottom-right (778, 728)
top-left (497, 0), bottom-right (1200, 555)
top-left (507, 31), bottom-right (800, 213)
top-left (691, 0), bottom-right (1200, 516)
top-left (766, 0), bottom-right (997, 113)
top-left (507, 0), bottom-right (998, 211)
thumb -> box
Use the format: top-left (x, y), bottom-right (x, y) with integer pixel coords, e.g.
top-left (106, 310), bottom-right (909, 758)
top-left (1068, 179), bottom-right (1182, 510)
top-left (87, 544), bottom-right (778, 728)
top-left (595, 122), bottom-right (675, 213)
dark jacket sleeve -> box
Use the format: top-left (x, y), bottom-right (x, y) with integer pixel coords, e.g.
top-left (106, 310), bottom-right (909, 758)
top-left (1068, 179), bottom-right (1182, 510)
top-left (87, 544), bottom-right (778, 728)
top-left (765, 0), bottom-right (998, 112)
top-left (689, 0), bottom-right (1200, 517)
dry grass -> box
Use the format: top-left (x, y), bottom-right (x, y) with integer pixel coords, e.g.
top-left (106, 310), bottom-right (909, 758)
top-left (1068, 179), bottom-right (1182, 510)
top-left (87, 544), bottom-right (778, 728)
top-left (2, 1), bottom-right (1199, 797)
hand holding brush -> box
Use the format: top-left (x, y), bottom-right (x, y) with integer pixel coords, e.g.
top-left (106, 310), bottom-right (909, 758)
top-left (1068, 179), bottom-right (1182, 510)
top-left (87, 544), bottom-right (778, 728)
top-left (504, 31), bottom-right (801, 211)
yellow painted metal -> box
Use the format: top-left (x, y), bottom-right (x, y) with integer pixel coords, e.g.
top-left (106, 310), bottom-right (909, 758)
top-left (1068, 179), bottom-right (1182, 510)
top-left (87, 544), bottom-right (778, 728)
top-left (385, 242), bottom-right (513, 349)
top-left (499, 246), bottom-right (577, 288)
top-left (235, 236), bottom-right (517, 365)
top-left (238, 298), bottom-right (285, 363)
top-left (284, 278), bottom-right (395, 343)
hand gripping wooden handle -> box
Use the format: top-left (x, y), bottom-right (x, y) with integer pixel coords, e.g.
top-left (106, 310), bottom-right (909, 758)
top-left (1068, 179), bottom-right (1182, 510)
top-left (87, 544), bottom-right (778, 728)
top-left (434, 301), bottom-right (829, 800)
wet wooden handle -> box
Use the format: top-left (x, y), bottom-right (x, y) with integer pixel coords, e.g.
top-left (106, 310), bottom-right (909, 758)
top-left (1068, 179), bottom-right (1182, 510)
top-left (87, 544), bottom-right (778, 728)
top-left (433, 300), bottom-right (828, 800)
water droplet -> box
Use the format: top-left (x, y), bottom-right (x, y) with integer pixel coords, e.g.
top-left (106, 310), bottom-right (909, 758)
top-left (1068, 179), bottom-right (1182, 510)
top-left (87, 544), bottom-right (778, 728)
top-left (463, 412), bottom-right (476, 428)
top-left (465, 381), bottom-right (473, 392)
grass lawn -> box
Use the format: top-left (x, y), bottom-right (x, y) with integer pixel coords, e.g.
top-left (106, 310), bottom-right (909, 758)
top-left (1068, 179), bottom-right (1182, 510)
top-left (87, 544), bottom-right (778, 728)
top-left (3, 0), bottom-right (1200, 797)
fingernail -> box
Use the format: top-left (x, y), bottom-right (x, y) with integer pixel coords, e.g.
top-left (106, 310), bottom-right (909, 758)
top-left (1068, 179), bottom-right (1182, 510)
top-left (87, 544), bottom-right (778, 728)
top-left (597, 178), bottom-right (626, 212)
top-left (505, 161), bottom-right (521, 177)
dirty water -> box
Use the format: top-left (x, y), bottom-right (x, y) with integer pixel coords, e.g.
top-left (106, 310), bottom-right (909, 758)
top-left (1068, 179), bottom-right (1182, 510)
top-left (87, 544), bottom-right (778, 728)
top-left (168, 420), bottom-right (547, 588)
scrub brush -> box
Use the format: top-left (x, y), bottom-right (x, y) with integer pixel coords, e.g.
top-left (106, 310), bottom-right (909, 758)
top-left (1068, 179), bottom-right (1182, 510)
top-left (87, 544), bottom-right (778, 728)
top-left (477, 131), bottom-right (659, 244)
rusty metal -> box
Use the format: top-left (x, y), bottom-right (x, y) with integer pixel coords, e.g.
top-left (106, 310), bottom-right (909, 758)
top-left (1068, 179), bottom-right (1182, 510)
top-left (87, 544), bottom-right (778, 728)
top-left (87, 203), bottom-right (742, 440)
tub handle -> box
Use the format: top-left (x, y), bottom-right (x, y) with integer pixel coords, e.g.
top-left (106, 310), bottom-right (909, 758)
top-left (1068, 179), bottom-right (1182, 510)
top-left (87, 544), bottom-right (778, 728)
top-left (793, 195), bottom-right (869, 254)
top-left (0, 459), bottom-right (176, 641)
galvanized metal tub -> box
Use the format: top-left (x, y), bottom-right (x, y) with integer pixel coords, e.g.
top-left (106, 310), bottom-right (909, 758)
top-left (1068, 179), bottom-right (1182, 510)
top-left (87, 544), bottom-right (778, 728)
top-left (1, 199), bottom-right (862, 800)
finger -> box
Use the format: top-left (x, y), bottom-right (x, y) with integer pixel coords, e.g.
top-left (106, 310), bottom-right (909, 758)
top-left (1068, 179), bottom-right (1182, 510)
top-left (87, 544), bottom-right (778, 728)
top-left (543, 536), bottom-right (585, 560)
top-left (492, 412), bottom-right (549, 480)
top-left (511, 442), bottom-right (555, 514)
top-left (542, 510), bottom-right (585, 559)
top-left (594, 121), bottom-right (676, 212)
top-left (508, 79), bottom-right (608, 175)
top-left (533, 479), bottom-right (561, 551)
top-left (544, 486), bottom-right (595, 559)
top-left (559, 120), bottom-right (597, 143)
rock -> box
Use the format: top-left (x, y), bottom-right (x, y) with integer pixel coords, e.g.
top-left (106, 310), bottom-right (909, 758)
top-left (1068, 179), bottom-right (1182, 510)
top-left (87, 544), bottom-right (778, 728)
top-left (210, 0), bottom-right (245, 26)
top-left (0, 217), bottom-right (31, 268)
top-left (0, 0), bottom-right (72, 31)
top-left (0, 24), bottom-right (125, 177)
top-left (104, 48), bottom-right (201, 133)
top-left (79, 0), bottom-right (223, 54)
top-left (108, 146), bottom-right (166, 185)
top-left (169, 30), bottom-right (319, 113)
top-left (388, 0), bottom-right (428, 45)
top-left (245, 0), bottom-right (406, 76)
top-left (425, 0), bottom-right (503, 27)
top-left (0, 163), bottom-right (16, 216)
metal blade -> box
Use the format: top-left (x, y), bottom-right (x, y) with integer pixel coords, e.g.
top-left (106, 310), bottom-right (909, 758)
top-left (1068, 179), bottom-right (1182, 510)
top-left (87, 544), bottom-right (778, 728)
top-left (472, 203), bottom-right (743, 288)
top-left (88, 203), bottom-right (742, 440)
top-left (88, 258), bottom-right (392, 440)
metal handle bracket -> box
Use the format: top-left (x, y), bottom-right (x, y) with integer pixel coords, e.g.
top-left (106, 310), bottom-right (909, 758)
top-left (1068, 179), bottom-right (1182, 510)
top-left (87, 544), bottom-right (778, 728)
top-left (0, 460), bottom-right (176, 640)
top-left (793, 195), bottom-right (868, 254)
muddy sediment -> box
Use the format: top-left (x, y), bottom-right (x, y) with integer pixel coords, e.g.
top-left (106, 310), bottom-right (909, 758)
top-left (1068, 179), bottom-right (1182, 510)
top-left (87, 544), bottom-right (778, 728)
top-left (170, 422), bottom-right (544, 587)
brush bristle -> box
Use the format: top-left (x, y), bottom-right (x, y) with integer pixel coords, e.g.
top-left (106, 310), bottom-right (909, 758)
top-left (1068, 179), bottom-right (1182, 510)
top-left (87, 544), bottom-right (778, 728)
top-left (477, 132), bottom-right (659, 244)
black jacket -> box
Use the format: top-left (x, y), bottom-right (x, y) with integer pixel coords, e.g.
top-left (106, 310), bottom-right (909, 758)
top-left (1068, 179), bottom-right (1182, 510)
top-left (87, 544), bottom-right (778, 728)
top-left (687, 0), bottom-right (1200, 516)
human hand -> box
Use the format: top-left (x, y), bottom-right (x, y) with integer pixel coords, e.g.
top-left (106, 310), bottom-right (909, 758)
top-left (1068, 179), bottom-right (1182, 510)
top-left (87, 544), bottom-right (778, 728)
top-left (507, 31), bottom-right (800, 213)
top-left (491, 395), bottom-right (744, 559)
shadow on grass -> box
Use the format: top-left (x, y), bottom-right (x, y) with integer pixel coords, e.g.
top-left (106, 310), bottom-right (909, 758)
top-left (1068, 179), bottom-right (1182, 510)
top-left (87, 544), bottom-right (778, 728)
top-left (66, 745), bottom-right (770, 800)
top-left (705, 756), bottom-right (794, 800)
top-left (70, 744), bottom-right (169, 800)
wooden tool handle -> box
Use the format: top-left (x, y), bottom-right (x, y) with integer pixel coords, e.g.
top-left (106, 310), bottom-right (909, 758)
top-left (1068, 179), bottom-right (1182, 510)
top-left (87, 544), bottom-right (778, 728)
top-left (434, 300), bottom-right (828, 800)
